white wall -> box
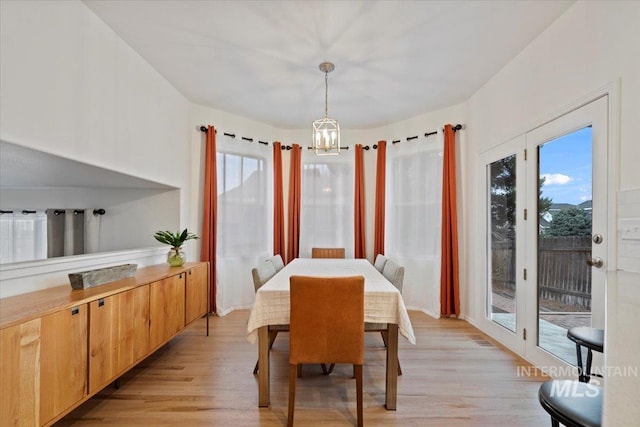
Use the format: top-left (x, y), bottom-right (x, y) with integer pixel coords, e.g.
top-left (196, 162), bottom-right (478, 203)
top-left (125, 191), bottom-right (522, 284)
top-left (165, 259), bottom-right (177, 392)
top-left (464, 1), bottom-right (640, 424)
top-left (0, 1), bottom-right (193, 297)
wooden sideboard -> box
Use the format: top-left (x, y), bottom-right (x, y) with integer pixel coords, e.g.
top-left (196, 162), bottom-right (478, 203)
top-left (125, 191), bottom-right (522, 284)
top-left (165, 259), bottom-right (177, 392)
top-left (0, 262), bottom-right (209, 427)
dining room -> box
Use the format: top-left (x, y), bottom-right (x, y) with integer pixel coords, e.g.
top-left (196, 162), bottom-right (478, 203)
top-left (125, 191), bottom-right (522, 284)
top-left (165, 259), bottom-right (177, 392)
top-left (1, 1), bottom-right (639, 426)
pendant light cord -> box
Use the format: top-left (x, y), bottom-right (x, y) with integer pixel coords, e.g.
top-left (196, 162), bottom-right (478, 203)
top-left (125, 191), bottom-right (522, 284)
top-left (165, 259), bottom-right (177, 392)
top-left (324, 71), bottom-right (329, 118)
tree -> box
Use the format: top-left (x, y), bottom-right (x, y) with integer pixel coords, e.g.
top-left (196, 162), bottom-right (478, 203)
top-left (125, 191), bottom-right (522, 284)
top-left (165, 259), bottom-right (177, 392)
top-left (490, 156), bottom-right (516, 240)
top-left (489, 157), bottom-right (552, 240)
top-left (547, 207), bottom-right (592, 236)
top-left (538, 176), bottom-right (552, 221)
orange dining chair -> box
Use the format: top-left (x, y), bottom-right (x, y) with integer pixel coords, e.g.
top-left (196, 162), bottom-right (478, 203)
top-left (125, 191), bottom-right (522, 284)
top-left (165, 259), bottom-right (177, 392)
top-left (288, 275), bottom-right (365, 427)
top-left (251, 260), bottom-right (288, 375)
top-left (311, 247), bottom-right (346, 258)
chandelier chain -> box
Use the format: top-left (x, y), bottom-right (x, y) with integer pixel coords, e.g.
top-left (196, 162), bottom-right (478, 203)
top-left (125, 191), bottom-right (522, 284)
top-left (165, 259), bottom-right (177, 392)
top-left (324, 70), bottom-right (329, 118)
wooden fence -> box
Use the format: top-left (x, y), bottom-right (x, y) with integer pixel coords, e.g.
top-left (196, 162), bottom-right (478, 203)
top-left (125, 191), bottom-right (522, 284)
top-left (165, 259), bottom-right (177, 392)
top-left (491, 236), bottom-right (592, 309)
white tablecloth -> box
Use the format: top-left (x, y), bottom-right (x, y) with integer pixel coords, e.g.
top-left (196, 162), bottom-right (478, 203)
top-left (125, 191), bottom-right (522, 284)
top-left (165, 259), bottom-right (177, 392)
top-left (246, 258), bottom-right (416, 345)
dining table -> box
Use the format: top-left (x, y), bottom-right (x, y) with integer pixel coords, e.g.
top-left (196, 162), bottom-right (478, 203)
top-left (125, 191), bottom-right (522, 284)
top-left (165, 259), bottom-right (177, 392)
top-left (246, 257), bottom-right (416, 410)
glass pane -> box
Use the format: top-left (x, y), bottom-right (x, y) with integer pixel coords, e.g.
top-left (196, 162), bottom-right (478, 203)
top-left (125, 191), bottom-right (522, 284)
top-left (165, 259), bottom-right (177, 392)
top-left (537, 127), bottom-right (592, 363)
top-left (488, 154), bottom-right (517, 332)
top-left (387, 150), bottom-right (442, 257)
top-left (301, 162), bottom-right (352, 248)
top-left (217, 152), bottom-right (267, 256)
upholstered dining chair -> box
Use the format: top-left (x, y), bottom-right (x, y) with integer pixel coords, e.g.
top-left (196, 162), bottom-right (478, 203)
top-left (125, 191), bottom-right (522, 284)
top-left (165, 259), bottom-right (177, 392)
top-left (365, 258), bottom-right (405, 375)
top-left (311, 247), bottom-right (346, 259)
top-left (251, 260), bottom-right (288, 374)
top-left (288, 275), bottom-right (365, 427)
top-left (382, 259), bottom-right (405, 292)
top-left (267, 254), bottom-right (285, 272)
top-left (373, 253), bottom-right (387, 273)
top-left (252, 261), bottom-right (276, 292)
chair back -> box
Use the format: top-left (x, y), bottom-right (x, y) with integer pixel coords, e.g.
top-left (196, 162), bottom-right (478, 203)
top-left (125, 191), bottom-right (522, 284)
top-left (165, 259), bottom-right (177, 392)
top-left (382, 259), bottom-right (405, 293)
top-left (251, 261), bottom-right (277, 292)
top-left (267, 254), bottom-right (285, 272)
top-left (373, 254), bottom-right (387, 273)
top-left (311, 247), bottom-right (346, 259)
top-left (289, 275), bottom-right (364, 365)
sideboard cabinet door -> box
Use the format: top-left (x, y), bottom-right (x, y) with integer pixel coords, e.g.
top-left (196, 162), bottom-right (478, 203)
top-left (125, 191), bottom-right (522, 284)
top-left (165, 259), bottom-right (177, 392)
top-left (89, 286), bottom-right (150, 394)
top-left (185, 263), bottom-right (208, 325)
top-left (39, 305), bottom-right (88, 425)
top-left (149, 274), bottom-right (185, 350)
top-left (0, 318), bottom-right (41, 426)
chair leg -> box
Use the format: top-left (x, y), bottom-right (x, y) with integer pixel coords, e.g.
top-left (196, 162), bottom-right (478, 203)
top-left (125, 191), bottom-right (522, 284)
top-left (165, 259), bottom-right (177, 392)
top-left (253, 331), bottom-right (279, 374)
top-left (288, 364), bottom-right (297, 427)
top-left (354, 364), bottom-right (363, 427)
top-left (575, 343), bottom-right (586, 382)
top-left (321, 363), bottom-right (336, 375)
top-left (380, 331), bottom-right (388, 347)
top-left (585, 349), bottom-right (593, 383)
top-left (551, 415), bottom-right (560, 427)
top-left (269, 330), bottom-right (279, 349)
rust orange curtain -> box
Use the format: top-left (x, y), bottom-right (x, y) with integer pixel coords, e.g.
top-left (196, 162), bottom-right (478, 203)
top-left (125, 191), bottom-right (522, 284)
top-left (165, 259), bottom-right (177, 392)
top-left (273, 142), bottom-right (285, 259)
top-left (440, 124), bottom-right (460, 317)
top-left (201, 125), bottom-right (217, 313)
top-left (354, 144), bottom-right (366, 259)
top-left (286, 144), bottom-right (301, 263)
top-left (373, 140), bottom-right (386, 257)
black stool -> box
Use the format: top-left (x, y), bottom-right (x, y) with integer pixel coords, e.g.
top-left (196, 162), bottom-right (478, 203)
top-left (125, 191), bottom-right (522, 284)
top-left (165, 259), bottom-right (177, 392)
top-left (538, 380), bottom-right (602, 427)
top-left (567, 327), bottom-right (604, 383)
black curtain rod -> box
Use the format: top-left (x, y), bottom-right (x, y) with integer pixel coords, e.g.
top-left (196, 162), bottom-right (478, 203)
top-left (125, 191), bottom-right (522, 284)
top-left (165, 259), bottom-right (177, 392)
top-left (199, 123), bottom-right (464, 151)
top-left (388, 123), bottom-right (464, 148)
top-left (201, 125), bottom-right (272, 147)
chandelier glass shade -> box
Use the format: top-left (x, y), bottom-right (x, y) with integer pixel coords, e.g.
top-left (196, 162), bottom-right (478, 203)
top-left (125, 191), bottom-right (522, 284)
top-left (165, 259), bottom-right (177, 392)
top-left (312, 62), bottom-right (340, 156)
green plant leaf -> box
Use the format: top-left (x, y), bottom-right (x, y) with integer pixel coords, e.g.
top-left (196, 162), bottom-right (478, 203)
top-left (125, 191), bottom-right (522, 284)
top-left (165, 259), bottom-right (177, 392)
top-left (154, 228), bottom-right (199, 247)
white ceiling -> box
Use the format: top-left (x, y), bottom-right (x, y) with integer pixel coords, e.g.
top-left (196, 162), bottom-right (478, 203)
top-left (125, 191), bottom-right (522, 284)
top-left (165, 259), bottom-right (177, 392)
top-left (83, 0), bottom-right (574, 130)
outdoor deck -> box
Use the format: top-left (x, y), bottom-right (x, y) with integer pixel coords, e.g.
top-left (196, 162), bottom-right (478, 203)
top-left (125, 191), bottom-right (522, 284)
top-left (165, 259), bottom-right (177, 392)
top-left (491, 292), bottom-right (591, 366)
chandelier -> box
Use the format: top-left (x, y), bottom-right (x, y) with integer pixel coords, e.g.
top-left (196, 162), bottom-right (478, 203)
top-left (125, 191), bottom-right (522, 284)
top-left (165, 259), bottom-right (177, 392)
top-left (312, 62), bottom-right (340, 155)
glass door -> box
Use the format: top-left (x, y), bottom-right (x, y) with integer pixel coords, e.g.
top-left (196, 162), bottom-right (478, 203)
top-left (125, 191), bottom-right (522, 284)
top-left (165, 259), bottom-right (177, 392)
top-left (478, 136), bottom-right (526, 354)
top-left (488, 153), bottom-right (518, 332)
top-left (525, 96), bottom-right (608, 372)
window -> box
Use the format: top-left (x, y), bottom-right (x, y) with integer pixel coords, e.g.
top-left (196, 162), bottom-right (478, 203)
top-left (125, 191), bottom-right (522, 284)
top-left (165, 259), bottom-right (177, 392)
top-left (214, 135), bottom-right (273, 315)
top-left (300, 152), bottom-right (354, 257)
top-left (217, 152), bottom-right (268, 256)
top-left (385, 139), bottom-right (443, 313)
top-left (0, 210), bottom-right (47, 263)
top-left (386, 145), bottom-right (442, 258)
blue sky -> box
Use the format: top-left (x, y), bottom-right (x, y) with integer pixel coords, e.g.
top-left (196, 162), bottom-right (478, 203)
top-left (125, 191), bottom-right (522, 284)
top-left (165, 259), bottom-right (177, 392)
top-left (538, 126), bottom-right (592, 206)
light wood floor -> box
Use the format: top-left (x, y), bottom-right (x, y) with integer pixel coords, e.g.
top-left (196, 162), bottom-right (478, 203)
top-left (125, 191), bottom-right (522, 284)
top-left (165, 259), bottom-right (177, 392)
top-left (56, 310), bottom-right (551, 426)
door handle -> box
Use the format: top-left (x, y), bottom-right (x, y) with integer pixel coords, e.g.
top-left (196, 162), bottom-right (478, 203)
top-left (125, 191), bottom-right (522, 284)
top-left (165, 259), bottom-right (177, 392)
top-left (586, 257), bottom-right (604, 268)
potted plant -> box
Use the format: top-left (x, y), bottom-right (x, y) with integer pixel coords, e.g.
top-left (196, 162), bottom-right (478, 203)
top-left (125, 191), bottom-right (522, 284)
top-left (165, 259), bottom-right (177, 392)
top-left (154, 228), bottom-right (199, 267)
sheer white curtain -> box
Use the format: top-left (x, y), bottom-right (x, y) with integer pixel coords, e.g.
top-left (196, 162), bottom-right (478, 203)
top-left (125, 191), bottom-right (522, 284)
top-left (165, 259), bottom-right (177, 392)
top-left (216, 135), bottom-right (273, 315)
top-left (299, 148), bottom-right (354, 258)
top-left (386, 135), bottom-right (443, 316)
top-left (0, 210), bottom-right (47, 264)
top-left (84, 210), bottom-right (101, 253)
